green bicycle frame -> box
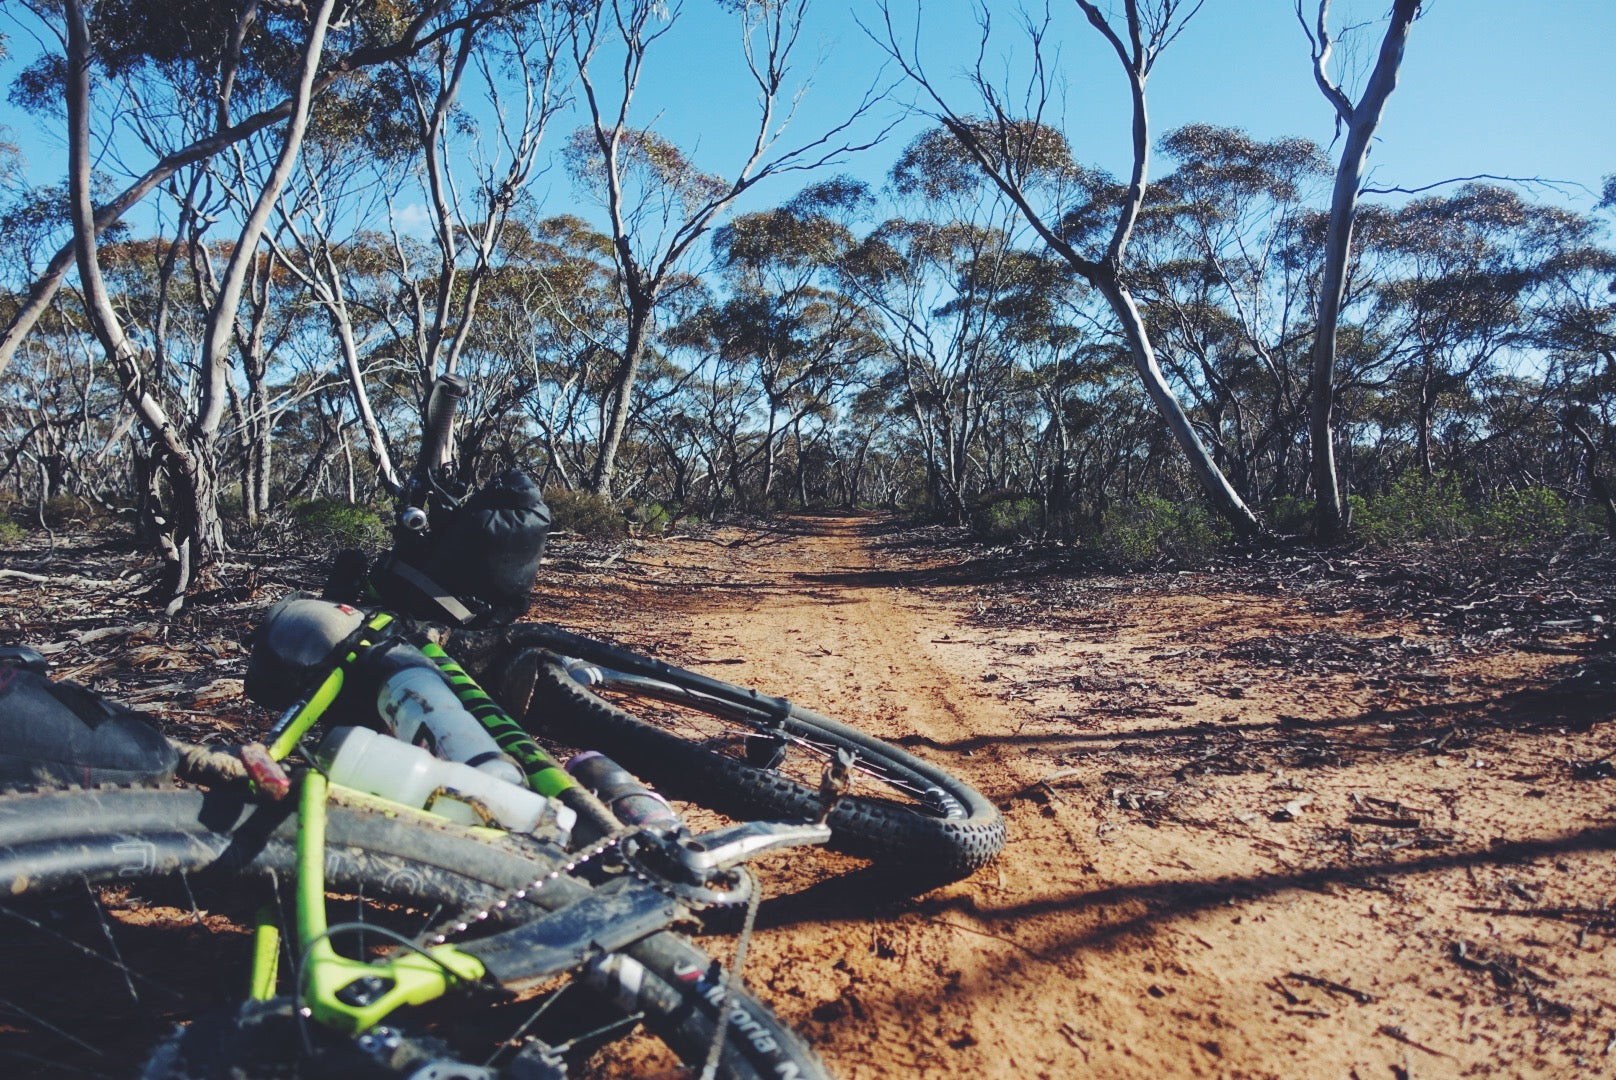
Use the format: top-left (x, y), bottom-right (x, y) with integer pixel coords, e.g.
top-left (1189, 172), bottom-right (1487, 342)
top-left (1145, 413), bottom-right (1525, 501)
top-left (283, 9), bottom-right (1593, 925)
top-left (249, 610), bottom-right (590, 1032)
top-left (245, 771), bottom-right (487, 1034)
top-left (265, 611), bottom-right (397, 763)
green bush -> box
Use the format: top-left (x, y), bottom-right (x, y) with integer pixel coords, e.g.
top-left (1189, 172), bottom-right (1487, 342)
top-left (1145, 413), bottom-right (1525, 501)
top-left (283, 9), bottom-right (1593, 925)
top-left (0, 515), bottom-right (24, 544)
top-left (288, 498), bottom-right (390, 549)
top-left (1100, 495), bottom-right (1230, 566)
top-left (545, 487), bottom-right (628, 538)
top-left (1268, 495), bottom-right (1316, 535)
top-left (1474, 486), bottom-right (1569, 550)
top-left (39, 494), bottom-right (89, 529)
top-left (626, 500), bottom-right (684, 537)
top-left (970, 491), bottom-right (1042, 542)
top-left (1354, 471), bottom-right (1470, 547)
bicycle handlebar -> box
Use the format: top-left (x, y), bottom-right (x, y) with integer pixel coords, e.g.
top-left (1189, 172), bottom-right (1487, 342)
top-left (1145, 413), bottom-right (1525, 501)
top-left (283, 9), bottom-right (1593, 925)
top-left (416, 372), bottom-right (469, 485)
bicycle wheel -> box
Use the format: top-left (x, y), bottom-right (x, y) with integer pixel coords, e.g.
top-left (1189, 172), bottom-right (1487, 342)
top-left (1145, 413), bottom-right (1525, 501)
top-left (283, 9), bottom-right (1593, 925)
top-left (508, 648), bottom-right (1005, 881)
top-left (0, 785), bottom-right (828, 1080)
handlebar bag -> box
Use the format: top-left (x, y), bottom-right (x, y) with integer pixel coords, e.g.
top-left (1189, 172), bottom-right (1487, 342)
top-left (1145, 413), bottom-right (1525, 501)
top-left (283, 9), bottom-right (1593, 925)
top-left (0, 666), bottom-right (177, 789)
top-left (425, 469), bottom-right (551, 626)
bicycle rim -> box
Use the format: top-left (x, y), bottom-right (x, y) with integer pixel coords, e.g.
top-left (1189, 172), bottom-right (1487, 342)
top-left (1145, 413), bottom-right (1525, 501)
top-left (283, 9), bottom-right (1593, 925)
top-left (522, 654), bottom-right (1005, 880)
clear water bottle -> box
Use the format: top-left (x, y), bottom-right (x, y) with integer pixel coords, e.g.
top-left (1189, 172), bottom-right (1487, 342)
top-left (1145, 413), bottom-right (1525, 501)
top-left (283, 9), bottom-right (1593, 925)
top-left (317, 726), bottom-right (575, 838)
top-left (370, 643), bottom-right (524, 787)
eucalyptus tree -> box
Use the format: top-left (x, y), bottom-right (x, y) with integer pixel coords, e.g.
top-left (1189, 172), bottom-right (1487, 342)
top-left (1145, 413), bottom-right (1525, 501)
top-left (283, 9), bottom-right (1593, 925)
top-left (62, 0), bottom-right (344, 607)
top-left (13, 0), bottom-right (559, 606)
top-left (1297, 0), bottom-right (1423, 539)
top-left (563, 0), bottom-right (883, 498)
top-left (0, 0), bottom-right (553, 379)
top-left (875, 0), bottom-right (1263, 537)
top-left (837, 129), bottom-right (1049, 523)
top-left (1536, 193), bottom-right (1616, 534)
top-left (709, 181), bottom-right (880, 506)
top-left (1365, 186), bottom-right (1583, 480)
top-left (1137, 124), bottom-right (1331, 502)
top-left (267, 1), bottom-right (576, 495)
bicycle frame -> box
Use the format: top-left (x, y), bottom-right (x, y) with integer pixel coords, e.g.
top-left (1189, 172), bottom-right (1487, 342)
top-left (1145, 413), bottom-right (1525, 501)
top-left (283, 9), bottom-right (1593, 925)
top-left (248, 613), bottom-right (555, 1037)
top-left (250, 770), bottom-right (487, 1035)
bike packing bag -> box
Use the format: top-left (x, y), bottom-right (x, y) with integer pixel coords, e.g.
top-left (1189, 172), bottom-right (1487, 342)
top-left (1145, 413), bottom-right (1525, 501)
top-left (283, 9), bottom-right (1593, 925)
top-left (244, 594), bottom-right (369, 711)
top-left (0, 665), bottom-right (177, 789)
top-left (370, 469), bottom-right (550, 628)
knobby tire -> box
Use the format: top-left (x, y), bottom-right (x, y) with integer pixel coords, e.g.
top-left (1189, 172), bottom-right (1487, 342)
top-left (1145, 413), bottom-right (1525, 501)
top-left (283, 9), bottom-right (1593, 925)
top-left (524, 654), bottom-right (1005, 880)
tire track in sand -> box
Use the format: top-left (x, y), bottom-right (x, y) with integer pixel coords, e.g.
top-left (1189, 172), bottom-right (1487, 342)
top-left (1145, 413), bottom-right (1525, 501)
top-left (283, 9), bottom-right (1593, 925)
top-left (602, 515), bottom-right (1128, 1079)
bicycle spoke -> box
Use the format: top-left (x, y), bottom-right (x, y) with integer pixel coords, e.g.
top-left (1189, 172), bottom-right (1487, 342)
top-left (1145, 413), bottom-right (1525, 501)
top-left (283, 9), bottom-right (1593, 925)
top-left (0, 903), bottom-right (181, 1000)
top-left (83, 878), bottom-right (140, 1007)
top-left (0, 1000), bottom-right (109, 1062)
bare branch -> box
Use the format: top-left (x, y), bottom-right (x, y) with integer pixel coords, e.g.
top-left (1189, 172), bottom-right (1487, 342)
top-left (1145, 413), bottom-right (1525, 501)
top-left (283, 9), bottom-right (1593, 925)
top-left (1361, 173), bottom-right (1582, 197)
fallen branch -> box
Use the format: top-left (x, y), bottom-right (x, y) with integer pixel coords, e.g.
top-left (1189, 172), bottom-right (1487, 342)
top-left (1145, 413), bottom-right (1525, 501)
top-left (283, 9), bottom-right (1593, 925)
top-left (1286, 970), bottom-right (1378, 1004)
top-left (1377, 1024), bottom-right (1448, 1058)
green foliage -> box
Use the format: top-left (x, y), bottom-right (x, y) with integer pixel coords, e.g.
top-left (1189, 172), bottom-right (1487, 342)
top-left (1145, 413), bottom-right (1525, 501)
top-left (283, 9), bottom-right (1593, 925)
top-left (37, 495), bottom-right (80, 529)
top-left (1473, 487), bottom-right (1569, 550)
top-left (287, 499), bottom-right (390, 549)
top-left (970, 491), bottom-right (1042, 543)
top-left (1352, 474), bottom-right (1574, 551)
top-left (546, 488), bottom-right (628, 538)
top-left (1267, 495), bottom-right (1316, 535)
top-left (1, 495), bottom-right (120, 533)
top-left (1353, 472), bottom-right (1470, 547)
top-left (1099, 496), bottom-right (1230, 566)
top-left (626, 501), bottom-right (689, 537)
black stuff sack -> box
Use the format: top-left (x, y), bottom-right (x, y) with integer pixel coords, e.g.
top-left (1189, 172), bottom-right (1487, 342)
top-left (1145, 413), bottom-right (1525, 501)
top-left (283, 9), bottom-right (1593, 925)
top-left (369, 469), bottom-right (550, 628)
top-left (0, 665), bottom-right (178, 790)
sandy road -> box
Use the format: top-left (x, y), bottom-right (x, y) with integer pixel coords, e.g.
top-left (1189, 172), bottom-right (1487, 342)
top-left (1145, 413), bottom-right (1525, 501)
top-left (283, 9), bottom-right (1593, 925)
top-left (551, 513), bottom-right (1616, 1079)
top-left (562, 514), bottom-right (1107, 1076)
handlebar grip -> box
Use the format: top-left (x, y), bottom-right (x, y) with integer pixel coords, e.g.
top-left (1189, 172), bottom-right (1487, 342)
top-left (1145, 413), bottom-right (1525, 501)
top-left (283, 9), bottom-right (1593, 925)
top-left (417, 373), bottom-right (469, 478)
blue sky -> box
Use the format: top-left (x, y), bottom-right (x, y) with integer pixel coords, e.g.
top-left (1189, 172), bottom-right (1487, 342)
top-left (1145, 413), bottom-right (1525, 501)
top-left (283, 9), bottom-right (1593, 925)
top-left (623, 0), bottom-right (1616, 216)
top-left (2, 1), bottom-right (1612, 228)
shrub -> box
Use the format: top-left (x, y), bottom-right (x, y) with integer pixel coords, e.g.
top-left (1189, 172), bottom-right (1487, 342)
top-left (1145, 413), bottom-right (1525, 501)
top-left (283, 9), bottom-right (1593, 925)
top-left (625, 501), bottom-right (694, 537)
top-left (39, 494), bottom-right (90, 529)
top-left (0, 516), bottom-right (24, 544)
top-left (287, 498), bottom-right (391, 549)
top-left (545, 487), bottom-right (628, 538)
top-left (1354, 471), bottom-right (1470, 547)
top-left (970, 491), bottom-right (1042, 542)
top-left (1268, 495), bottom-right (1316, 535)
top-left (1099, 495), bottom-right (1230, 566)
top-left (1474, 487), bottom-right (1569, 550)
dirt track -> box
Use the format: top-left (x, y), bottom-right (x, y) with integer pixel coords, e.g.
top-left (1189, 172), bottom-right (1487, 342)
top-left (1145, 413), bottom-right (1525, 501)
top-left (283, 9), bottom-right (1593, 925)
top-left (542, 514), bottom-right (1616, 1080)
top-left (5, 513), bottom-right (1613, 1077)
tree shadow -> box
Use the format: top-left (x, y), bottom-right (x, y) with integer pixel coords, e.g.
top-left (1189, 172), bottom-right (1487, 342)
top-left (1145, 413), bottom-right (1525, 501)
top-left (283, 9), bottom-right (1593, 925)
top-left (757, 822), bottom-right (1616, 943)
top-left (892, 683), bottom-right (1614, 770)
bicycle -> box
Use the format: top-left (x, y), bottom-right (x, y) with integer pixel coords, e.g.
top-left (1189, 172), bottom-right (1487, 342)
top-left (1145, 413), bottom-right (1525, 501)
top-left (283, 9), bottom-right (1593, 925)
top-left (328, 375), bottom-right (1006, 883)
top-left (0, 633), bottom-right (835, 1078)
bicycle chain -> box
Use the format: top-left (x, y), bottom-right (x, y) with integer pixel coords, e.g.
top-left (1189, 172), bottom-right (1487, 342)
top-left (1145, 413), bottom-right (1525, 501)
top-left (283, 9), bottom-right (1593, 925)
top-left (424, 826), bottom-right (758, 950)
top-left (422, 831), bottom-right (627, 946)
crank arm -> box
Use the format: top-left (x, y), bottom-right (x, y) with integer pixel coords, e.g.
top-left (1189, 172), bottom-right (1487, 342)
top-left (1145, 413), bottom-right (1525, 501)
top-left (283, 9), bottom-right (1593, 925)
top-left (670, 821), bottom-right (833, 876)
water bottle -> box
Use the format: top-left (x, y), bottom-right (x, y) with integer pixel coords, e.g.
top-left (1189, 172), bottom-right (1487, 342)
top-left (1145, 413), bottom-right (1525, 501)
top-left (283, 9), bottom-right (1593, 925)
top-left (317, 726), bottom-right (575, 838)
top-left (566, 751), bottom-right (680, 832)
top-left (368, 641), bottom-right (525, 787)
